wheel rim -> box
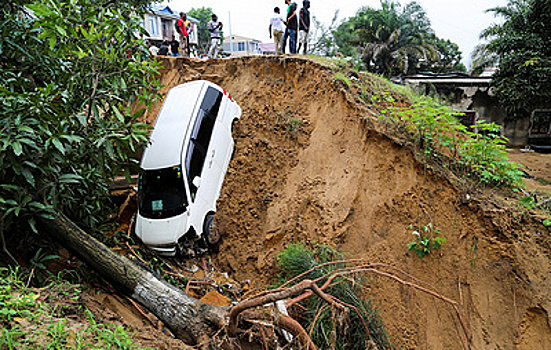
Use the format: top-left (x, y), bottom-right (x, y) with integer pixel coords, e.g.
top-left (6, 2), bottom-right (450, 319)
top-left (207, 217), bottom-right (220, 245)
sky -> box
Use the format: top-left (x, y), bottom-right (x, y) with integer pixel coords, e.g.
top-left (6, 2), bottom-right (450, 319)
top-left (163, 0), bottom-right (507, 67)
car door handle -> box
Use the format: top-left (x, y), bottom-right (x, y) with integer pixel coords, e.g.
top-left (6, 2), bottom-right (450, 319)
top-left (208, 150), bottom-right (215, 168)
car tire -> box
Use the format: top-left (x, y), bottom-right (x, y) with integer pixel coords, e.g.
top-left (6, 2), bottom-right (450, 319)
top-left (203, 214), bottom-right (221, 247)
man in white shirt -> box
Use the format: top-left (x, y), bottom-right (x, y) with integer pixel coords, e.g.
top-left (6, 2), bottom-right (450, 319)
top-left (269, 7), bottom-right (286, 54)
top-left (208, 14), bottom-right (223, 59)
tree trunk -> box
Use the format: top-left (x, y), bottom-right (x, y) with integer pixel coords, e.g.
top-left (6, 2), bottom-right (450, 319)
top-left (39, 212), bottom-right (226, 345)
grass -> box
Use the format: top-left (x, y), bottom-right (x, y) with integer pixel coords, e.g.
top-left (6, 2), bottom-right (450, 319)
top-left (0, 267), bottom-right (148, 350)
top-left (285, 117), bottom-right (303, 139)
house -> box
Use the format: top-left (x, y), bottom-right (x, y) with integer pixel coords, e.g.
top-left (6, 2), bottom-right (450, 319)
top-left (259, 43), bottom-right (276, 55)
top-left (402, 72), bottom-right (531, 147)
top-left (221, 35), bottom-right (262, 56)
top-left (143, 5), bottom-right (198, 47)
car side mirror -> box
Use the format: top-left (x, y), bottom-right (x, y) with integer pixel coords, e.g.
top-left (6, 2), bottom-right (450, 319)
top-left (192, 176), bottom-right (201, 188)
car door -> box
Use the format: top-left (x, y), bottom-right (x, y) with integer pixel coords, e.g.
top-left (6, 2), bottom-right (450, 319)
top-left (185, 86), bottom-right (231, 234)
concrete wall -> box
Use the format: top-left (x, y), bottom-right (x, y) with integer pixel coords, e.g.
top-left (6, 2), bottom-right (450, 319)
top-left (414, 82), bottom-right (530, 146)
top-left (469, 89), bottom-right (529, 146)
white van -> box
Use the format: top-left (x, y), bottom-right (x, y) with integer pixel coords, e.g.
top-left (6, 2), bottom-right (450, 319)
top-left (135, 80), bottom-right (241, 256)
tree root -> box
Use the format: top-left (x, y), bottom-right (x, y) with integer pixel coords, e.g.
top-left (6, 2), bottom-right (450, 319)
top-left (236, 259), bottom-right (472, 350)
top-left (228, 279), bottom-right (344, 347)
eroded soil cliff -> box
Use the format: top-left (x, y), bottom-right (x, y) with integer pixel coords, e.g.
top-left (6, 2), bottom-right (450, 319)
top-left (141, 56), bottom-right (551, 350)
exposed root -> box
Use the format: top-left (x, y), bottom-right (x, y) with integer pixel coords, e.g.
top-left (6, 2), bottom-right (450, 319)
top-left (232, 259), bottom-right (472, 350)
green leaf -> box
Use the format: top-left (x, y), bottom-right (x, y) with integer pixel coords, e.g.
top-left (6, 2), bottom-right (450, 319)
top-left (55, 25), bottom-right (66, 36)
top-left (544, 219), bottom-right (551, 227)
top-left (51, 138), bottom-right (65, 154)
top-left (22, 169), bottom-right (35, 187)
top-left (76, 113), bottom-right (87, 126)
top-left (113, 105), bottom-right (125, 123)
top-left (29, 217), bottom-right (38, 233)
top-left (59, 174), bottom-right (83, 184)
top-left (12, 142), bottom-right (23, 156)
top-left (519, 195), bottom-right (535, 209)
top-left (19, 126), bottom-right (35, 134)
top-left (49, 36), bottom-right (57, 50)
top-left (0, 184), bottom-right (20, 191)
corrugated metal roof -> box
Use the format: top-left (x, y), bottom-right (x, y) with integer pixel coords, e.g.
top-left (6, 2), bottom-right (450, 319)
top-left (149, 5), bottom-right (199, 22)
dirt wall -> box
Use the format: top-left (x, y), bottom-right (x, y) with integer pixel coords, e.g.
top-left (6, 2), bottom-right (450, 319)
top-left (145, 56), bottom-right (551, 350)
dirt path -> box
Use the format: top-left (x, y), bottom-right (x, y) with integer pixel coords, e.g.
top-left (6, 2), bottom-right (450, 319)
top-left (144, 56), bottom-right (551, 349)
top-left (508, 149), bottom-right (551, 194)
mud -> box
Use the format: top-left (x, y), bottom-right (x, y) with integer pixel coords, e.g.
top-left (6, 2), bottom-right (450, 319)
top-left (139, 56), bottom-right (551, 349)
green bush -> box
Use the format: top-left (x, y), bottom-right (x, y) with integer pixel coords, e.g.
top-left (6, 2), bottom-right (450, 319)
top-left (276, 244), bottom-right (393, 350)
top-left (407, 223), bottom-right (446, 258)
top-left (380, 98), bottom-right (524, 187)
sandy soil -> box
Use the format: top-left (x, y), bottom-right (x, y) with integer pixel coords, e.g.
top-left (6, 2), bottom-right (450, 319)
top-left (135, 56), bottom-right (551, 349)
top-left (508, 149), bottom-right (551, 194)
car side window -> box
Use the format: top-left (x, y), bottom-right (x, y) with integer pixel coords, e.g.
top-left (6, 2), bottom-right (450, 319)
top-left (201, 86), bottom-right (222, 117)
top-left (185, 87), bottom-right (223, 200)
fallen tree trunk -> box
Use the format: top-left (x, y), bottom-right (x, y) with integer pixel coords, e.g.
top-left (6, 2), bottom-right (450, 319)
top-left (39, 212), bottom-right (226, 345)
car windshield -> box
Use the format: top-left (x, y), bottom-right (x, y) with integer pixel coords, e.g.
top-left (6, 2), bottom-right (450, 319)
top-left (138, 166), bottom-right (188, 219)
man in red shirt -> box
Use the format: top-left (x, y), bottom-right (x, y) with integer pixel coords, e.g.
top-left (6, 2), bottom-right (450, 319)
top-left (177, 12), bottom-right (188, 57)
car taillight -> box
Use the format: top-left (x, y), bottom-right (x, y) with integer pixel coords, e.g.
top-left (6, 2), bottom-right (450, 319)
top-left (222, 88), bottom-right (234, 102)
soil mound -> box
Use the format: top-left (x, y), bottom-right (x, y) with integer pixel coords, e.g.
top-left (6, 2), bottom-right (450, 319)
top-left (145, 56), bottom-right (551, 349)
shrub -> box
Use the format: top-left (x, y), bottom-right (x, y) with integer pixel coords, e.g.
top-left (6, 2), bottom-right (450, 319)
top-left (276, 244), bottom-right (393, 350)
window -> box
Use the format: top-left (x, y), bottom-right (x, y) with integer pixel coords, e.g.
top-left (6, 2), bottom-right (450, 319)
top-left (200, 86), bottom-right (223, 117)
top-left (237, 42), bottom-right (245, 51)
top-left (185, 87), bottom-right (223, 199)
top-left (457, 110), bottom-right (477, 128)
top-left (138, 166), bottom-right (188, 219)
top-left (531, 110), bottom-right (551, 135)
top-left (149, 17), bottom-right (158, 35)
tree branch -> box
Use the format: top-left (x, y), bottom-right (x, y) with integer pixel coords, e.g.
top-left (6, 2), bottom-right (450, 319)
top-left (228, 279), bottom-right (345, 336)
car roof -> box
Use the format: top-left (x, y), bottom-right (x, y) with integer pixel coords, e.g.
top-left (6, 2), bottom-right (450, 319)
top-left (141, 80), bottom-right (222, 170)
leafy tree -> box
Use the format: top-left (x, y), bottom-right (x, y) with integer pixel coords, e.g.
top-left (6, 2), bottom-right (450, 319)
top-left (187, 7), bottom-right (215, 53)
top-left (334, 0), bottom-right (464, 76)
top-left (0, 0), bottom-right (161, 238)
top-left (309, 13), bottom-right (340, 57)
top-left (422, 35), bottom-right (466, 73)
top-left (473, 0), bottom-right (551, 119)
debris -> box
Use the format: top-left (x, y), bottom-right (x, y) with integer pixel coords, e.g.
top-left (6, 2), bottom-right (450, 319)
top-left (200, 290), bottom-right (232, 306)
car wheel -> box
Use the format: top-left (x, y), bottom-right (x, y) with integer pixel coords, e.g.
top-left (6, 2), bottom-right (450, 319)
top-left (204, 215), bottom-right (221, 246)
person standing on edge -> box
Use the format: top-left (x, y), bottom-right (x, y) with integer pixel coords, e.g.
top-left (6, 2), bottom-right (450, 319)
top-left (208, 14), bottom-right (223, 59)
top-left (269, 7), bottom-right (285, 54)
top-left (177, 12), bottom-right (188, 57)
top-left (281, 0), bottom-right (292, 53)
top-left (285, 2), bottom-right (298, 54)
top-left (297, 0), bottom-right (310, 55)
top-left (184, 13), bottom-right (193, 57)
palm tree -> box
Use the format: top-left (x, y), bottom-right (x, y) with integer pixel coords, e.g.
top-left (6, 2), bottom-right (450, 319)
top-left (337, 0), bottom-right (438, 76)
top-left (471, 0), bottom-right (551, 118)
top-left (470, 0), bottom-right (530, 76)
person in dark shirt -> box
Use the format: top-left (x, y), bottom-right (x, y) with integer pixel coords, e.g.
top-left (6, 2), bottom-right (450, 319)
top-left (170, 35), bottom-right (180, 56)
top-left (281, 0), bottom-right (291, 53)
top-left (285, 1), bottom-right (298, 54)
top-left (158, 41), bottom-right (169, 56)
top-left (298, 0), bottom-right (310, 54)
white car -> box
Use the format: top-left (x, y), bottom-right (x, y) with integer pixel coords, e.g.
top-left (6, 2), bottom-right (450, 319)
top-left (135, 80), bottom-right (241, 256)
